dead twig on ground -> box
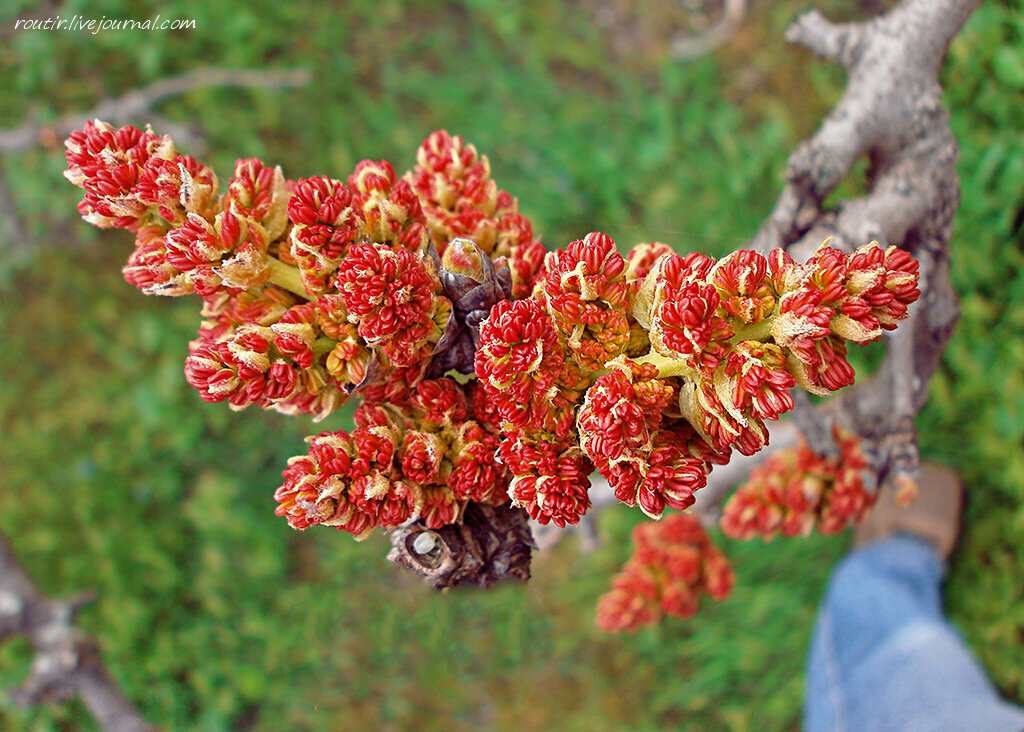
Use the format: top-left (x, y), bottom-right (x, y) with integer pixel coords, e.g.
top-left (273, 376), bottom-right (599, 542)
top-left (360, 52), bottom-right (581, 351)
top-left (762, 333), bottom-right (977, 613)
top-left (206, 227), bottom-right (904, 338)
top-left (0, 532), bottom-right (157, 732)
top-left (0, 67), bottom-right (312, 154)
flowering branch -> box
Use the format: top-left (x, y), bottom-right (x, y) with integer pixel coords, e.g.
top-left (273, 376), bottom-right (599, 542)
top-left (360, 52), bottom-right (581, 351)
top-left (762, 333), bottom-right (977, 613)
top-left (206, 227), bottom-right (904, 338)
top-left (59, 0), bottom-right (976, 633)
top-left (62, 108), bottom-right (922, 600)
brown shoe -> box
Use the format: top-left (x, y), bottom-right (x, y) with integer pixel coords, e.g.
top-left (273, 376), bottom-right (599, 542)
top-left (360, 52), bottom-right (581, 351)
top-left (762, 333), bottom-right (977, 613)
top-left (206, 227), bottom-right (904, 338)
top-left (854, 463), bottom-right (964, 560)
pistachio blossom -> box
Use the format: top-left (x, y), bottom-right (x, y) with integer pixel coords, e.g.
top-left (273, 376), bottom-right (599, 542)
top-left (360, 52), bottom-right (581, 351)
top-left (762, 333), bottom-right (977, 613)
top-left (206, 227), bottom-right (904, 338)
top-left (64, 124), bottom-right (542, 536)
top-left (475, 232), bottom-right (919, 525)
top-left (65, 124), bottom-right (490, 422)
top-left (596, 513), bottom-right (734, 632)
top-left (273, 378), bottom-right (509, 537)
top-left (286, 174), bottom-right (362, 296)
top-left (404, 130), bottom-right (546, 298)
top-left (720, 426), bottom-right (875, 540)
top-left (67, 123), bottom-right (920, 587)
top-left (334, 241), bottom-right (451, 368)
top-left (473, 297), bottom-right (594, 526)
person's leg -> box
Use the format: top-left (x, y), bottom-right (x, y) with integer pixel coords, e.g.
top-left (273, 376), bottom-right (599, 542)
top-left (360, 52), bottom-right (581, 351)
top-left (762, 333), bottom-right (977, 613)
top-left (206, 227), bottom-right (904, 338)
top-left (805, 534), bottom-right (1024, 731)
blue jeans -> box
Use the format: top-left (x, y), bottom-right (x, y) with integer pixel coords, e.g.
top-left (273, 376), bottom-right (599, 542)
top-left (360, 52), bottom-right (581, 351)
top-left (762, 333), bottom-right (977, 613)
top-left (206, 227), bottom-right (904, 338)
top-left (805, 535), bottom-right (1024, 731)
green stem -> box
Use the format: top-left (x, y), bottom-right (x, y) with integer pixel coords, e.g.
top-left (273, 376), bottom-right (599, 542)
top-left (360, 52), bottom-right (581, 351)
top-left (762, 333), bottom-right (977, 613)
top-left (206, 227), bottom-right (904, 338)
top-left (266, 257), bottom-right (309, 299)
top-left (731, 317), bottom-right (773, 343)
top-left (312, 337), bottom-right (338, 357)
top-left (442, 369), bottom-right (476, 385)
top-left (630, 351), bottom-right (699, 380)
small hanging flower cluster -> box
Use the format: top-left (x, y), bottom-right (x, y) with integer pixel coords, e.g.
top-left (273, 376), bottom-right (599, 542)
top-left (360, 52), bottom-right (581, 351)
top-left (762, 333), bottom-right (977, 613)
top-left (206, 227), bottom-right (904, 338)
top-left (596, 513), bottom-right (734, 632)
top-left (720, 426), bottom-right (874, 540)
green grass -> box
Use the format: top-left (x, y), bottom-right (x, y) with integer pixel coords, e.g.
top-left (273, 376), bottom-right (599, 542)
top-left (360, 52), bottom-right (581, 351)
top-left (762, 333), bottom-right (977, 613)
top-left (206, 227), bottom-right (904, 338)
top-left (0, 1), bottom-right (1021, 729)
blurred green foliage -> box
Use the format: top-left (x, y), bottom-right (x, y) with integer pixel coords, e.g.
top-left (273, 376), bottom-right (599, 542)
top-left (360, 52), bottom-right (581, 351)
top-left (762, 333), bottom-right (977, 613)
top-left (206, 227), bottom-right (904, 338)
top-left (0, 0), bottom-right (1020, 729)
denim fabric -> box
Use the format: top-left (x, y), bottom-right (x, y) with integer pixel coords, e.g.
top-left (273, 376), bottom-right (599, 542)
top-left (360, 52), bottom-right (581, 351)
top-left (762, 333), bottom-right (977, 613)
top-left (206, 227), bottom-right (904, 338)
top-left (805, 535), bottom-right (1024, 732)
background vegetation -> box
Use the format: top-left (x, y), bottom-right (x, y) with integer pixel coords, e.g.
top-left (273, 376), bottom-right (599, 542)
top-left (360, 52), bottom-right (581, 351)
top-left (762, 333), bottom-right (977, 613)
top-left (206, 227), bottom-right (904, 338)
top-left (0, 0), bottom-right (1021, 729)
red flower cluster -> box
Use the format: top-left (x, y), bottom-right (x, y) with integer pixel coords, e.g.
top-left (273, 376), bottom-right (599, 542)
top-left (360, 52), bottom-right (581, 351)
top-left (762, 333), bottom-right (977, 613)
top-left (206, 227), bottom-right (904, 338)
top-left (67, 124), bottom-right (549, 426)
top-left (335, 242), bottom-right (451, 368)
top-left (66, 122), bottom-right (553, 539)
top-left (349, 159), bottom-right (430, 253)
top-left (65, 120), bottom-right (269, 297)
top-left (225, 157), bottom-right (289, 239)
top-left (472, 234), bottom-right (919, 525)
top-left (273, 427), bottom-right (415, 537)
top-left (273, 378), bottom-right (509, 537)
top-left (405, 130), bottom-right (545, 298)
top-left (597, 513), bottom-right (734, 632)
top-left (542, 232), bottom-right (633, 370)
top-left (636, 243), bottom-right (918, 455)
top-left (474, 298), bottom-right (593, 526)
top-left (637, 251), bottom-right (734, 372)
top-left (67, 123), bottom-right (921, 571)
top-left (286, 175), bottom-right (362, 295)
top-left (576, 360), bottom-right (727, 519)
top-left (768, 244), bottom-right (920, 395)
top-left (405, 129), bottom-right (514, 255)
top-left (497, 438), bottom-right (592, 528)
top-left (474, 298), bottom-right (570, 435)
top-left (720, 426), bottom-right (875, 540)
top-left (159, 210), bottom-right (270, 296)
top-left (185, 293), bottom-right (351, 419)
top-left (66, 121), bottom-right (184, 230)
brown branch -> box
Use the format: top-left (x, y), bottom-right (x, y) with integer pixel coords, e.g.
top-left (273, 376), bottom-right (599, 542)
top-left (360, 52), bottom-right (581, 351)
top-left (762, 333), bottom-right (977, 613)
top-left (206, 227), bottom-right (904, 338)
top-left (784, 10), bottom-right (867, 69)
top-left (753, 0), bottom-right (979, 256)
top-left (0, 533), bottom-right (157, 732)
top-left (0, 67), bottom-right (312, 154)
top-left (388, 502), bottom-right (534, 589)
